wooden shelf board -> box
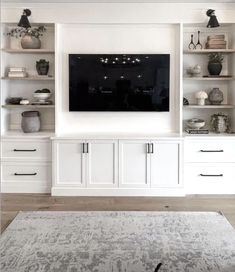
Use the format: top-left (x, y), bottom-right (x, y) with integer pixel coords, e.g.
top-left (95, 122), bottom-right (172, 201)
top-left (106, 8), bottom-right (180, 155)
top-left (1, 76), bottom-right (54, 81)
top-left (1, 130), bottom-right (55, 138)
top-left (184, 77), bottom-right (234, 81)
top-left (2, 48), bottom-right (55, 54)
top-left (184, 105), bottom-right (235, 109)
top-left (2, 104), bottom-right (55, 109)
top-left (184, 49), bottom-right (235, 54)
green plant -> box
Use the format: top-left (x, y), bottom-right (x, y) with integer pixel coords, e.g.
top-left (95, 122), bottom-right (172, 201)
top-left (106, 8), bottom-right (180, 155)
top-left (6, 26), bottom-right (46, 39)
top-left (208, 53), bottom-right (224, 64)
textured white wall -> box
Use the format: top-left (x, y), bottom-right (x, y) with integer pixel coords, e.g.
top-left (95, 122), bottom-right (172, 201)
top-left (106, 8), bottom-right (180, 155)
top-left (56, 24), bottom-right (179, 134)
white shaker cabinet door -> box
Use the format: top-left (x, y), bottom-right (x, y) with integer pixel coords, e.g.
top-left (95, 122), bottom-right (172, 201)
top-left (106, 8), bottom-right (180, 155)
top-left (119, 141), bottom-right (150, 188)
top-left (150, 142), bottom-right (179, 187)
top-left (55, 141), bottom-right (86, 187)
top-left (86, 140), bottom-right (118, 188)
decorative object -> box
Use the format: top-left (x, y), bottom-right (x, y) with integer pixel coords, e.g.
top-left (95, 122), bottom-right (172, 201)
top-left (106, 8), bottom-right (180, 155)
top-left (21, 111), bottom-right (40, 133)
top-left (188, 34), bottom-right (196, 50)
top-left (187, 118), bottom-right (205, 129)
top-left (1, 211), bottom-right (235, 271)
top-left (183, 97), bottom-right (189, 106)
top-left (185, 128), bottom-right (209, 134)
top-left (7, 25), bottom-right (46, 49)
top-left (19, 99), bottom-right (30, 105)
top-left (195, 31), bottom-right (202, 49)
top-left (6, 97), bottom-right (22, 104)
top-left (36, 59), bottom-right (49, 75)
top-left (33, 89), bottom-right (51, 103)
top-left (206, 9), bottom-right (220, 28)
top-left (195, 91), bottom-right (208, 105)
top-left (208, 88), bottom-right (223, 105)
top-left (8, 67), bottom-right (27, 78)
top-left (207, 53), bottom-right (223, 76)
top-left (211, 112), bottom-right (230, 133)
top-left (206, 34), bottom-right (226, 49)
top-left (186, 64), bottom-right (201, 77)
top-left (18, 9), bottom-right (31, 28)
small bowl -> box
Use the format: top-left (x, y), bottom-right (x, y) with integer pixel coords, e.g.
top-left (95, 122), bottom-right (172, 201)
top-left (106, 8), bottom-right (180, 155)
top-left (33, 92), bottom-right (51, 102)
top-left (187, 118), bottom-right (205, 129)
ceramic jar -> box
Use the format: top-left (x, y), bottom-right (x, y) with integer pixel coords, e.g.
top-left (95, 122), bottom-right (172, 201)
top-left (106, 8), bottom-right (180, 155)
top-left (21, 35), bottom-right (41, 49)
top-left (211, 113), bottom-right (230, 133)
top-left (21, 111), bottom-right (40, 133)
top-left (36, 59), bottom-right (49, 75)
top-left (208, 88), bottom-right (223, 105)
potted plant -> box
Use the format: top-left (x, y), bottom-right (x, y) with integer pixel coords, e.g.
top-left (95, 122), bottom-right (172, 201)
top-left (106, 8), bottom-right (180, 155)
top-left (6, 26), bottom-right (46, 49)
top-left (208, 53), bottom-right (224, 76)
top-left (211, 112), bottom-right (230, 133)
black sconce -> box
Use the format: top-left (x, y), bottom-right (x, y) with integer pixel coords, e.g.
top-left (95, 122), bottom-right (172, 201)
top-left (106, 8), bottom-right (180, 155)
top-left (206, 9), bottom-right (220, 28)
top-left (18, 9), bottom-right (31, 28)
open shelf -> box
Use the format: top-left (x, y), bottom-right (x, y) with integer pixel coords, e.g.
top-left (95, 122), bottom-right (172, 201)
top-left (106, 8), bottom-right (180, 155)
top-left (2, 48), bottom-right (55, 54)
top-left (2, 104), bottom-right (55, 109)
top-left (1, 76), bottom-right (55, 81)
top-left (184, 77), bottom-right (235, 81)
top-left (183, 49), bottom-right (235, 54)
top-left (1, 129), bottom-right (55, 138)
top-left (184, 105), bottom-right (235, 109)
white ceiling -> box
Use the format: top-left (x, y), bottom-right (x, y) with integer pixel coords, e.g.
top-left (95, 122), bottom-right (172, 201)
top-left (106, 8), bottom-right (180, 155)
top-left (2, 0), bottom-right (235, 3)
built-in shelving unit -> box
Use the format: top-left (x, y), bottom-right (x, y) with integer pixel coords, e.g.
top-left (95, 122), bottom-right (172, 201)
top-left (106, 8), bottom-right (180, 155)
top-left (1, 23), bottom-right (55, 135)
top-left (182, 23), bottom-right (235, 135)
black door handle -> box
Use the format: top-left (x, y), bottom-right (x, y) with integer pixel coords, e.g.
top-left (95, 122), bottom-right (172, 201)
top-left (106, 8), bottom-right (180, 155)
top-left (14, 173), bottom-right (37, 176)
top-left (13, 149), bottom-right (37, 152)
top-left (200, 174), bottom-right (223, 177)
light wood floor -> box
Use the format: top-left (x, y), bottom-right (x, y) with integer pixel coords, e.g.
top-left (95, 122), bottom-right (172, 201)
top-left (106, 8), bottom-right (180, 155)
top-left (1, 194), bottom-right (235, 232)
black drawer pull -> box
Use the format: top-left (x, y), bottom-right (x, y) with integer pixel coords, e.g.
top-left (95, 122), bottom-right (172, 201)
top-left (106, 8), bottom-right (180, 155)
top-left (13, 149), bottom-right (37, 152)
top-left (14, 173), bottom-right (37, 176)
top-left (200, 150), bottom-right (224, 153)
top-left (200, 174), bottom-right (223, 177)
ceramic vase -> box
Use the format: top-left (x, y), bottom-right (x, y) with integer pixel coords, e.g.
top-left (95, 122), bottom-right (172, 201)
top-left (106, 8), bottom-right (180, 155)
top-left (208, 88), bottom-right (223, 105)
top-left (36, 59), bottom-right (49, 75)
top-left (21, 35), bottom-right (41, 49)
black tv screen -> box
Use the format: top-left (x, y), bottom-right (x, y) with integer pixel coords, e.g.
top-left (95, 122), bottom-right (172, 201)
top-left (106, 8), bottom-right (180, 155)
top-left (69, 54), bottom-right (170, 111)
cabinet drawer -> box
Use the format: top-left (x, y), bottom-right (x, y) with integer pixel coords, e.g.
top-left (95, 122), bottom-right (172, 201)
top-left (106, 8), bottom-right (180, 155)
top-left (185, 141), bottom-right (235, 162)
top-left (2, 140), bottom-right (51, 161)
top-left (185, 163), bottom-right (235, 194)
top-left (2, 162), bottom-right (51, 184)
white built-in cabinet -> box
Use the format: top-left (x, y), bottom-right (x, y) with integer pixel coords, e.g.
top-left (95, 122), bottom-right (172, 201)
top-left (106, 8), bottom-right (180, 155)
top-left (52, 139), bottom-right (181, 195)
top-left (54, 140), bottom-right (118, 189)
top-left (119, 141), bottom-right (179, 188)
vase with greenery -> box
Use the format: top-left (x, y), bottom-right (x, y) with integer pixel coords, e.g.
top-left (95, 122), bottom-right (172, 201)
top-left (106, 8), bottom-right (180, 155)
top-left (208, 53), bottom-right (224, 76)
top-left (6, 26), bottom-right (46, 49)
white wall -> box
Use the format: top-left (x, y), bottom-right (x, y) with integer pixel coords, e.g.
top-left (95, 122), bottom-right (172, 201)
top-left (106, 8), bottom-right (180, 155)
top-left (2, 2), bottom-right (235, 135)
top-left (56, 24), bottom-right (180, 134)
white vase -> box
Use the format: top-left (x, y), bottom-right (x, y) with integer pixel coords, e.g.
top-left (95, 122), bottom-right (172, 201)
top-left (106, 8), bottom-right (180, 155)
top-left (197, 98), bottom-right (205, 105)
top-left (21, 35), bottom-right (41, 49)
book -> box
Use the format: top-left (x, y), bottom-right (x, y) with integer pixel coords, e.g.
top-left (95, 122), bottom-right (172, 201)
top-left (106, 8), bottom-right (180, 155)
top-left (185, 129), bottom-right (209, 134)
top-left (207, 34), bottom-right (225, 40)
top-left (207, 40), bottom-right (226, 45)
top-left (8, 71), bottom-right (27, 78)
top-left (205, 44), bottom-right (226, 49)
top-left (8, 67), bottom-right (26, 72)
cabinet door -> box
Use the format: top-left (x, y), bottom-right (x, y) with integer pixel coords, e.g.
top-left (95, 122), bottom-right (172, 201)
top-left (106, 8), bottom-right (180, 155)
top-left (119, 141), bottom-right (150, 188)
top-left (151, 142), bottom-right (179, 187)
top-left (55, 141), bottom-right (85, 187)
top-left (86, 140), bottom-right (118, 188)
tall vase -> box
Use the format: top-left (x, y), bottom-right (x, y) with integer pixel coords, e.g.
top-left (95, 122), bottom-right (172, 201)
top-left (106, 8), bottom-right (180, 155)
top-left (21, 35), bottom-right (41, 49)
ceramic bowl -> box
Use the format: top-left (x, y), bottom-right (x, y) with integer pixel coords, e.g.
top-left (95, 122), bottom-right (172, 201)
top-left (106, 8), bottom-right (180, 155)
top-left (33, 92), bottom-right (51, 102)
top-left (187, 118), bottom-right (205, 129)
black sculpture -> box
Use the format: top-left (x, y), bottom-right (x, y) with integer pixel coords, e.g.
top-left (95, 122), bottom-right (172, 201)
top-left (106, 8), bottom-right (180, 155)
top-left (18, 9), bottom-right (31, 28)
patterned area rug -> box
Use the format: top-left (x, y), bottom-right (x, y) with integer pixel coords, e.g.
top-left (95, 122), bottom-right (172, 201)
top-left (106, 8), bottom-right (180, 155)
top-left (1, 211), bottom-right (235, 272)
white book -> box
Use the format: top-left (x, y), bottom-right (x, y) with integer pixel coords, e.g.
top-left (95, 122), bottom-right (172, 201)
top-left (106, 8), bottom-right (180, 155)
top-left (8, 67), bottom-right (26, 72)
top-left (8, 72), bottom-right (27, 78)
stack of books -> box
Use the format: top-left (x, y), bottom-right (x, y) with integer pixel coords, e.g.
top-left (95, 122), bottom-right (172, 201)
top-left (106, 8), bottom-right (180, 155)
top-left (8, 67), bottom-right (27, 78)
top-left (205, 35), bottom-right (227, 49)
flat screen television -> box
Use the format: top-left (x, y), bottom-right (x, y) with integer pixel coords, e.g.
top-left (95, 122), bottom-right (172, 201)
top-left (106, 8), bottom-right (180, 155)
top-left (69, 54), bottom-right (170, 111)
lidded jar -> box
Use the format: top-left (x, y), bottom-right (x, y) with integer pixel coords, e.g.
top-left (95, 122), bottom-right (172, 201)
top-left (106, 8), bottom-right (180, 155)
top-left (21, 111), bottom-right (40, 133)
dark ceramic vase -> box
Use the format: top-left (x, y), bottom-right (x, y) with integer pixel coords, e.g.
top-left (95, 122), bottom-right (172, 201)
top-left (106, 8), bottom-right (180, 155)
top-left (36, 59), bottom-right (49, 75)
top-left (208, 63), bottom-right (222, 76)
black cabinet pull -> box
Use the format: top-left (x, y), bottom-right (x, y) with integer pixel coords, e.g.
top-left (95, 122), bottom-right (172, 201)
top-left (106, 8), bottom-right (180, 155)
top-left (14, 173), bottom-right (37, 176)
top-left (82, 143), bottom-right (85, 154)
top-left (146, 143), bottom-right (149, 154)
top-left (13, 149), bottom-right (37, 152)
top-left (200, 174), bottom-right (223, 177)
top-left (150, 143), bottom-right (154, 154)
top-left (200, 150), bottom-right (224, 153)
top-left (86, 143), bottom-right (89, 154)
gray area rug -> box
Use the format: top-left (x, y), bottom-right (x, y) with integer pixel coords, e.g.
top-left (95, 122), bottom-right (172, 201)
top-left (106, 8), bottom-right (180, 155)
top-left (1, 211), bottom-right (235, 272)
